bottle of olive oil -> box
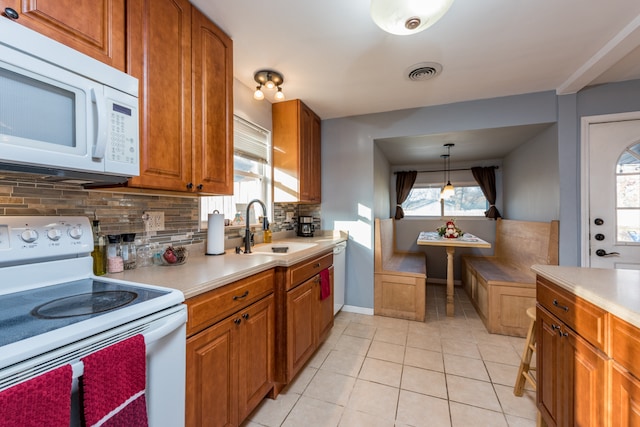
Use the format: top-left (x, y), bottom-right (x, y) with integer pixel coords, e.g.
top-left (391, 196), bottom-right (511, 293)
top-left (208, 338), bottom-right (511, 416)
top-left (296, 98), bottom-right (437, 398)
top-left (91, 220), bottom-right (106, 276)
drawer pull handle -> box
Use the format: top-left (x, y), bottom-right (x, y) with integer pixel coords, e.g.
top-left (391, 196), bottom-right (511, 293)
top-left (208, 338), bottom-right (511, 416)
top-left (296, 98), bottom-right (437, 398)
top-left (553, 299), bottom-right (569, 312)
top-left (551, 324), bottom-right (561, 331)
top-left (233, 290), bottom-right (249, 301)
top-left (242, 313), bottom-right (250, 320)
top-left (234, 318), bottom-right (242, 325)
top-left (314, 263), bottom-right (321, 268)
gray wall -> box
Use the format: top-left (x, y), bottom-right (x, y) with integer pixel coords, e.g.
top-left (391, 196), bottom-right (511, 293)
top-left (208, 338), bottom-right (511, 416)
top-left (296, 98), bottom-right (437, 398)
top-left (234, 79), bottom-right (272, 131)
top-left (556, 79), bottom-right (640, 265)
top-left (373, 144), bottom-right (391, 219)
top-left (321, 91), bottom-right (558, 309)
top-left (503, 124), bottom-right (559, 221)
top-left (323, 79), bottom-right (640, 310)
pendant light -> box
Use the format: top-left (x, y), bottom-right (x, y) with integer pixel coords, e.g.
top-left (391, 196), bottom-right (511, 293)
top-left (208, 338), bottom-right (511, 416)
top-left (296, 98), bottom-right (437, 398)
top-left (440, 143), bottom-right (455, 199)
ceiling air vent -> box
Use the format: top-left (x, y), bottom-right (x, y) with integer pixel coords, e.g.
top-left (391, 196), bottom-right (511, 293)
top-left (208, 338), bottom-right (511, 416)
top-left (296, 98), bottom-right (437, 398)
top-left (406, 62), bottom-right (442, 81)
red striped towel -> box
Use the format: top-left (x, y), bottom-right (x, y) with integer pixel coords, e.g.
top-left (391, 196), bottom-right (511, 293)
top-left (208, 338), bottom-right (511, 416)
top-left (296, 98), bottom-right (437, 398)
top-left (0, 364), bottom-right (72, 427)
top-left (320, 268), bottom-right (331, 300)
top-left (81, 334), bottom-right (148, 427)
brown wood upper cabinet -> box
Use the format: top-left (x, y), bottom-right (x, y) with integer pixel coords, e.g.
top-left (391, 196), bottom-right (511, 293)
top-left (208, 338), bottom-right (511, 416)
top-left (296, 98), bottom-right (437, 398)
top-left (126, 1), bottom-right (233, 194)
top-left (0, 0), bottom-right (126, 70)
top-left (273, 99), bottom-right (322, 203)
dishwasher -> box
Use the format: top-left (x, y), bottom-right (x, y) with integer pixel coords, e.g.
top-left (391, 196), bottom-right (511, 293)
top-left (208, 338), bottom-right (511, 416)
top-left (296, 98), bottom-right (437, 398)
top-left (333, 241), bottom-right (347, 314)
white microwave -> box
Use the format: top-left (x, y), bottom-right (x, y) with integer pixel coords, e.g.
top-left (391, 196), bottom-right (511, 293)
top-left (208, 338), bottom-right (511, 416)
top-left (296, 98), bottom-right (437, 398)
top-left (0, 18), bottom-right (139, 184)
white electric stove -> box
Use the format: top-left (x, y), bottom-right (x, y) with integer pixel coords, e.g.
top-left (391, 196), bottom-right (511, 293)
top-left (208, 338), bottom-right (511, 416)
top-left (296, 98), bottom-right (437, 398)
top-left (0, 216), bottom-right (187, 427)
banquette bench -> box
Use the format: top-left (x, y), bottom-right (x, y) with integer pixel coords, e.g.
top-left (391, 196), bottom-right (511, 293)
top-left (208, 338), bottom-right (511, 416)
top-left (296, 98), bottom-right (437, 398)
top-left (374, 218), bottom-right (427, 321)
top-left (461, 218), bottom-right (559, 337)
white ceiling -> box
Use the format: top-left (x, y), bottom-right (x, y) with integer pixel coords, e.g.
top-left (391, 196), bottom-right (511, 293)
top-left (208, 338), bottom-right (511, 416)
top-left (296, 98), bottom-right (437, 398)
top-left (191, 0), bottom-right (640, 164)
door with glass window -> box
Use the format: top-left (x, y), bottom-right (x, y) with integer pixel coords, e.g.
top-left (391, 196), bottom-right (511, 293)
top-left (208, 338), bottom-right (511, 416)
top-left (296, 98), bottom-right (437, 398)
top-left (587, 119), bottom-right (640, 269)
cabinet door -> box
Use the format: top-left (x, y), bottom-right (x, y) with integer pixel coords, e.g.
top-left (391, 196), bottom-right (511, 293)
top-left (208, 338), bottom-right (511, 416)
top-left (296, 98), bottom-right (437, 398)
top-left (273, 99), bottom-right (321, 203)
top-left (237, 295), bottom-right (275, 422)
top-left (611, 363), bottom-right (640, 425)
top-left (537, 306), bottom-right (608, 427)
top-left (186, 315), bottom-right (237, 427)
top-left (191, 6), bottom-right (233, 195)
top-left (286, 278), bottom-right (316, 379)
top-left (565, 327), bottom-right (608, 427)
top-left (299, 104), bottom-right (321, 203)
top-left (537, 306), bottom-right (562, 427)
top-left (0, 0), bottom-right (125, 70)
top-left (317, 266), bottom-right (334, 343)
top-left (126, 0), bottom-right (193, 192)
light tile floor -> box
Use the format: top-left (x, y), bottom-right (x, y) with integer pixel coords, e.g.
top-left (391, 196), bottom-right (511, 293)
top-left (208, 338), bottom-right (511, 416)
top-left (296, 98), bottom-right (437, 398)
top-left (243, 284), bottom-right (537, 427)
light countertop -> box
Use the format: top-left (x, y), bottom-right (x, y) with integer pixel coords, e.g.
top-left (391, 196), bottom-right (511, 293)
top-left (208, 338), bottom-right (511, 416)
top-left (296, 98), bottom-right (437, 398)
top-left (532, 264), bottom-right (640, 328)
top-left (106, 231), bottom-right (347, 299)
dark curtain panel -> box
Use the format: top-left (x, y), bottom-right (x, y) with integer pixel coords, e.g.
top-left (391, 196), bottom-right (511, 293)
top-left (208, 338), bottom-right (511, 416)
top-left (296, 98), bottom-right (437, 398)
top-left (471, 167), bottom-right (502, 219)
top-left (395, 171), bottom-right (417, 220)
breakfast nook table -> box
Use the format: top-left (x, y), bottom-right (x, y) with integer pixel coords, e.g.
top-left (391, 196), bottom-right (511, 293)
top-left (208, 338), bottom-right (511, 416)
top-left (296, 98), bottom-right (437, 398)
top-left (417, 231), bottom-right (491, 316)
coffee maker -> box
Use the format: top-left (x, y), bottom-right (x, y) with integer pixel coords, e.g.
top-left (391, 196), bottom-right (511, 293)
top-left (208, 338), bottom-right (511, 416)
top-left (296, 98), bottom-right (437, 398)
top-left (297, 216), bottom-right (314, 237)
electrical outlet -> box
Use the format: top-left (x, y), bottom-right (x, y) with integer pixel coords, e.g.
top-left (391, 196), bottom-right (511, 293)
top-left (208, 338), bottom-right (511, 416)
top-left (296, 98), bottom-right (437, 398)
top-left (286, 212), bottom-right (294, 222)
top-left (145, 211), bottom-right (165, 232)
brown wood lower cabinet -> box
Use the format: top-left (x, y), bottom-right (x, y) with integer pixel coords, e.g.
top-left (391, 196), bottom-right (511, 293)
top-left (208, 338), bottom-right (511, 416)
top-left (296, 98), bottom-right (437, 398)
top-left (537, 306), bottom-right (607, 426)
top-left (611, 362), bottom-right (640, 425)
top-left (275, 252), bottom-right (334, 394)
top-left (186, 270), bottom-right (275, 427)
top-left (536, 275), bottom-right (640, 427)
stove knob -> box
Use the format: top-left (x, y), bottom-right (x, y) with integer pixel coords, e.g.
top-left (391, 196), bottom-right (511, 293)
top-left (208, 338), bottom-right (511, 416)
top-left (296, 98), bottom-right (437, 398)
top-left (20, 229), bottom-right (39, 243)
top-left (47, 228), bottom-right (62, 241)
top-left (68, 226), bottom-right (83, 240)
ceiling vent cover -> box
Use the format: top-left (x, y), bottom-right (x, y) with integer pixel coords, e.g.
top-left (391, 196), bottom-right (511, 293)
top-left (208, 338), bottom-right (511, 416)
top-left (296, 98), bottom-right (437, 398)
top-left (406, 62), bottom-right (442, 81)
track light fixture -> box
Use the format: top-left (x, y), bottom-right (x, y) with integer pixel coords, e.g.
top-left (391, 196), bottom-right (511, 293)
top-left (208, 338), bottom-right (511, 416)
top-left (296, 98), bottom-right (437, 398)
top-left (440, 143), bottom-right (455, 199)
top-left (253, 70), bottom-right (285, 101)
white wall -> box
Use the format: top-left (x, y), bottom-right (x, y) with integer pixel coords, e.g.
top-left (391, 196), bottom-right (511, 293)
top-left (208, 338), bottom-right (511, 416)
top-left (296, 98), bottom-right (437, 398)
top-left (503, 124), bottom-right (559, 221)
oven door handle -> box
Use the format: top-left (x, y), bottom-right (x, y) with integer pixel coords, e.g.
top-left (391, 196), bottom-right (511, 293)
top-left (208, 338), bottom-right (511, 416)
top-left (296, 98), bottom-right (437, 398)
top-left (142, 308), bottom-right (187, 345)
top-left (68, 307), bottom-right (187, 381)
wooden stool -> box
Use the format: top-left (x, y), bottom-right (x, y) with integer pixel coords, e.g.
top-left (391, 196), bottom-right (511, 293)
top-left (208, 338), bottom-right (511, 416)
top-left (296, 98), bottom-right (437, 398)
top-left (514, 306), bottom-right (537, 396)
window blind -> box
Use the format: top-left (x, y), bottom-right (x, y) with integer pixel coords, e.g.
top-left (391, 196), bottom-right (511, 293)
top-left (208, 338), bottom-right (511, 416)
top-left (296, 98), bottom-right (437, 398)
top-left (234, 115), bottom-right (269, 162)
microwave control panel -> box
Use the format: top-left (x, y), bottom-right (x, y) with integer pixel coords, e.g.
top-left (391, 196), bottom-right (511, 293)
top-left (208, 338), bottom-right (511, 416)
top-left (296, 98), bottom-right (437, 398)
top-left (106, 101), bottom-right (138, 166)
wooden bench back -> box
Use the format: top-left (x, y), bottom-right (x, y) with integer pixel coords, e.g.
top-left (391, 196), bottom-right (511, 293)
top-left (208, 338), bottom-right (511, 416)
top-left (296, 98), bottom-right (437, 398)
top-left (374, 218), bottom-right (395, 272)
top-left (495, 218), bottom-right (559, 272)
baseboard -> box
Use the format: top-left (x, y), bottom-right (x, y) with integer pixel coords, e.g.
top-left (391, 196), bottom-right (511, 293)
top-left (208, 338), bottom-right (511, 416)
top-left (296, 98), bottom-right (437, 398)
top-left (340, 305), bottom-right (374, 315)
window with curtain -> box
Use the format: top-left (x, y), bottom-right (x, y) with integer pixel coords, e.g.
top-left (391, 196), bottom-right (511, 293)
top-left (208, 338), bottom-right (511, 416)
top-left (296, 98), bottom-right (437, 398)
top-left (200, 116), bottom-right (271, 227)
top-left (400, 169), bottom-right (488, 217)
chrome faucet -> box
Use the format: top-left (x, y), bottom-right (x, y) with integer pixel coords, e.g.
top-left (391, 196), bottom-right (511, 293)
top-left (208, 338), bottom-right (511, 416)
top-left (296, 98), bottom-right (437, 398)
top-left (244, 199), bottom-right (269, 254)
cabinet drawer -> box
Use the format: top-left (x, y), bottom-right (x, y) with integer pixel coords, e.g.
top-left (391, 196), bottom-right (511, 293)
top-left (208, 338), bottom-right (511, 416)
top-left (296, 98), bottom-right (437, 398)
top-left (186, 269), bottom-right (274, 336)
top-left (611, 315), bottom-right (640, 379)
top-left (287, 251), bottom-right (333, 291)
top-left (537, 276), bottom-right (608, 350)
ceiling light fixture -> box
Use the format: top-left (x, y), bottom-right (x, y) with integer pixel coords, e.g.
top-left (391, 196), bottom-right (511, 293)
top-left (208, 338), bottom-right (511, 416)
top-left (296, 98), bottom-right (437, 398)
top-left (253, 70), bottom-right (285, 101)
top-left (370, 0), bottom-right (454, 36)
top-left (440, 143), bottom-right (455, 199)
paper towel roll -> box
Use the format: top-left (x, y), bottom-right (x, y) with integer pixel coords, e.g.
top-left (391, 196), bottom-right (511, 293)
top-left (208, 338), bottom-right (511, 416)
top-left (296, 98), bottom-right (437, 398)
top-left (206, 212), bottom-right (225, 255)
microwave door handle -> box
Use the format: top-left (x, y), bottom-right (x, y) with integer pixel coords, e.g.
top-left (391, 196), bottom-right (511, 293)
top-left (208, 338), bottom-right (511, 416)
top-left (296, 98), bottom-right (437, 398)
top-left (91, 88), bottom-right (108, 159)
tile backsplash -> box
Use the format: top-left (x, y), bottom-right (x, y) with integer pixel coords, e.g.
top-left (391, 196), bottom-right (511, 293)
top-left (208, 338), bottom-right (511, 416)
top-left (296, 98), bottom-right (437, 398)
top-left (0, 173), bottom-right (321, 248)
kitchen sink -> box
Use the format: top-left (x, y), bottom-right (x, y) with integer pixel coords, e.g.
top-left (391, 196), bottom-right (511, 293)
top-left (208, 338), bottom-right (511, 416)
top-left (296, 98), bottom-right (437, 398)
top-left (248, 242), bottom-right (318, 255)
